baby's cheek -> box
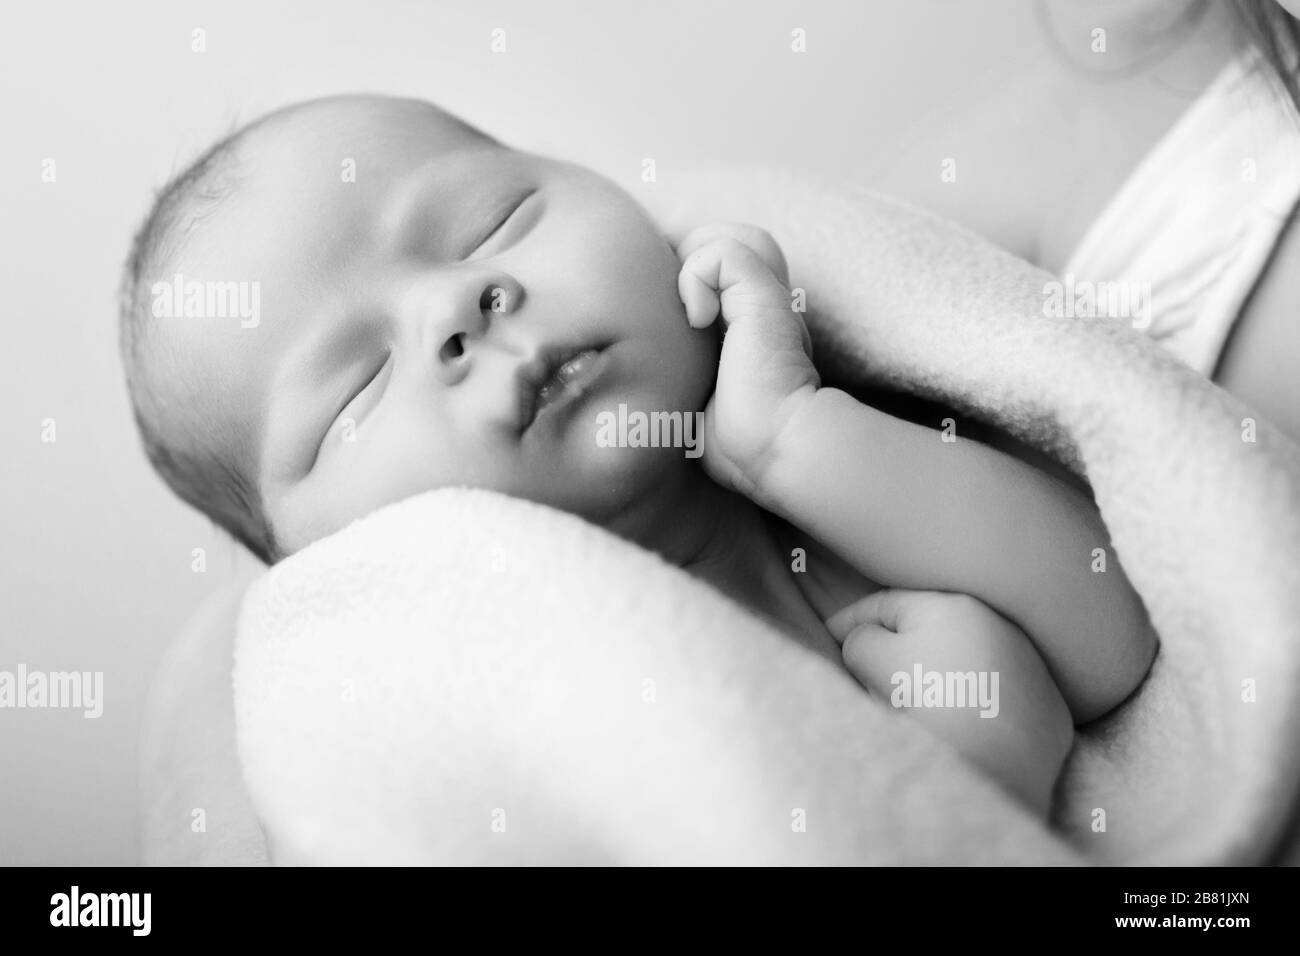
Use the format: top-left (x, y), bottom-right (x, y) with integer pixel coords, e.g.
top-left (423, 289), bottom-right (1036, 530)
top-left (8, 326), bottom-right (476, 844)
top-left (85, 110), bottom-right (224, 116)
top-left (334, 432), bottom-right (457, 513)
top-left (669, 321), bottom-right (723, 409)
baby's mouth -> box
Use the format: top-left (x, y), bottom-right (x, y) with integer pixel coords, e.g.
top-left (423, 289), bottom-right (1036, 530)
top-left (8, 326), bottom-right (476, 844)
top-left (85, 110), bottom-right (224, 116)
top-left (517, 345), bottom-right (610, 433)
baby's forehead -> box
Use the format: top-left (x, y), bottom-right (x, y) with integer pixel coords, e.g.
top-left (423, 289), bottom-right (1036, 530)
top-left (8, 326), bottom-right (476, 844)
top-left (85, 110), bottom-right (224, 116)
top-left (196, 99), bottom-right (512, 325)
top-left (251, 95), bottom-right (490, 161)
top-left (232, 98), bottom-right (490, 210)
top-left (176, 97), bottom-right (494, 304)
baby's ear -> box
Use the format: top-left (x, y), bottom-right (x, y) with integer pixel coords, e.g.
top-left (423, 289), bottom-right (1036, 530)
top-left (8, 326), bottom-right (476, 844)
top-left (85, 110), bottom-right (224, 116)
top-left (671, 222), bottom-right (790, 283)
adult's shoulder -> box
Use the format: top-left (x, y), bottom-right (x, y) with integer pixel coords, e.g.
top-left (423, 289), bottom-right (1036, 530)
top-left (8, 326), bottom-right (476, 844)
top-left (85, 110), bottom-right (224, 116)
top-left (1215, 206), bottom-right (1300, 445)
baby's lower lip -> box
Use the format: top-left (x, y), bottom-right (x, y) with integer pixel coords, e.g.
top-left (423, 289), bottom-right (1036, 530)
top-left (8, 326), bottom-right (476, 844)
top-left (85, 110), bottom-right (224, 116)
top-left (533, 349), bottom-right (609, 421)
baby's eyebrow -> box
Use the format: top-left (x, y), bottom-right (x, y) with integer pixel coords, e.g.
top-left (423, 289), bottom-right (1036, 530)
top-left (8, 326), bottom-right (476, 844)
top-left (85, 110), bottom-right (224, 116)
top-left (373, 164), bottom-right (468, 260)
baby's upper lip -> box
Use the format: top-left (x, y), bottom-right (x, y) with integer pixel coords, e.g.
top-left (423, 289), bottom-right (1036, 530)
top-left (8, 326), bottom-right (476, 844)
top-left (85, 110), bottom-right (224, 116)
top-left (514, 343), bottom-right (606, 433)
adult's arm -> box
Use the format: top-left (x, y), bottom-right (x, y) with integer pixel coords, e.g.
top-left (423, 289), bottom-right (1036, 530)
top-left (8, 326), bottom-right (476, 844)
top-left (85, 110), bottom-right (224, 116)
top-left (139, 583), bottom-right (269, 866)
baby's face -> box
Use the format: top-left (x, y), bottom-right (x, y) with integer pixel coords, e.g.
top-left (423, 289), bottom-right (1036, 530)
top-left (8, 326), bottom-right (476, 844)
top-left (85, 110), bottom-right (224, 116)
top-left (159, 98), bottom-right (718, 555)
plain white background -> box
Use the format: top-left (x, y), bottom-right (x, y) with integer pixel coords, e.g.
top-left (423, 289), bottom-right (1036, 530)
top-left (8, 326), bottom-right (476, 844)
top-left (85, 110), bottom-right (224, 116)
top-left (0, 0), bottom-right (1054, 865)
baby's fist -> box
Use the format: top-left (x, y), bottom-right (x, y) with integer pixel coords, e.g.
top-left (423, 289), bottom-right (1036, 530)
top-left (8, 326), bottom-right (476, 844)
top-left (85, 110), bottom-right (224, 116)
top-left (675, 224), bottom-right (818, 498)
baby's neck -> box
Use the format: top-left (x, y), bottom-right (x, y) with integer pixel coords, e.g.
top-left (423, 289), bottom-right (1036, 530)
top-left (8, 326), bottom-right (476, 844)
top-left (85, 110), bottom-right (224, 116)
top-left (632, 473), bottom-right (841, 666)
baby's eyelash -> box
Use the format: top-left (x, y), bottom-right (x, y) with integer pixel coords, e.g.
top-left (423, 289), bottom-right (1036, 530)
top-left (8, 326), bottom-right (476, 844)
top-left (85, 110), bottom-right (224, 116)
top-left (465, 208), bottom-right (514, 258)
top-left (318, 354), bottom-right (392, 454)
top-left (351, 354), bottom-right (391, 406)
top-left (466, 189), bottom-right (536, 259)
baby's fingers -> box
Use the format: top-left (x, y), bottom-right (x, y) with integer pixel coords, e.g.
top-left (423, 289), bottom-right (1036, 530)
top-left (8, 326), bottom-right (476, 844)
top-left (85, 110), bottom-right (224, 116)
top-left (678, 236), bottom-right (790, 330)
top-left (840, 621), bottom-right (912, 698)
top-left (678, 265), bottom-right (722, 329)
top-left (675, 222), bottom-right (790, 283)
top-left (827, 588), bottom-right (913, 645)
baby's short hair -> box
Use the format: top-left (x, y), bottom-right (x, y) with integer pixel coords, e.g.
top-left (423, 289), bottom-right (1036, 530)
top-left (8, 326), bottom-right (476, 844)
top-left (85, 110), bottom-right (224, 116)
top-left (118, 96), bottom-right (493, 565)
top-left (119, 117), bottom-right (279, 563)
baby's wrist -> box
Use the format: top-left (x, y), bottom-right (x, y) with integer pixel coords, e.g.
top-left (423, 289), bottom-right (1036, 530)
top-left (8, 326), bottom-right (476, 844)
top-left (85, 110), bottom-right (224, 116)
top-left (745, 384), bottom-right (829, 510)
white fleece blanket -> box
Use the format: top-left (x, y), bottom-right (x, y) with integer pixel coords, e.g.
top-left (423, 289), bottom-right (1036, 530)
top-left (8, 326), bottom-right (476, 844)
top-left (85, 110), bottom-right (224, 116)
top-left (236, 489), bottom-right (1078, 865)
top-left (234, 169), bottom-right (1300, 865)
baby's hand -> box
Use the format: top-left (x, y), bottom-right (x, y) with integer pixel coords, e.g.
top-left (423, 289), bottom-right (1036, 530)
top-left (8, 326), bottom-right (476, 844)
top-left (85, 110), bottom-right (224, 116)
top-left (676, 224), bottom-right (819, 498)
top-left (829, 589), bottom-right (1074, 816)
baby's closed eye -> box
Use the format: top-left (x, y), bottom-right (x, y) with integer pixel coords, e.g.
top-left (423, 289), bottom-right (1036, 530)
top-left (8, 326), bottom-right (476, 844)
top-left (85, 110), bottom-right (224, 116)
top-left (317, 351), bottom-right (394, 459)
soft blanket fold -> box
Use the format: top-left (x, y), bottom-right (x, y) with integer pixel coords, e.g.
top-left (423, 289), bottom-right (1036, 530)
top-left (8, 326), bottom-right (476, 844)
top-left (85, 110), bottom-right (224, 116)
top-left (237, 489), bottom-right (1076, 865)
top-left (234, 168), bottom-right (1300, 865)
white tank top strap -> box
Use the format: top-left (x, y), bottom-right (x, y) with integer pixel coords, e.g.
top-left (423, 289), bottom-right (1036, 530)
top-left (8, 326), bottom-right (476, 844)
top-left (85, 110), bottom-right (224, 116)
top-left (1061, 46), bottom-right (1300, 374)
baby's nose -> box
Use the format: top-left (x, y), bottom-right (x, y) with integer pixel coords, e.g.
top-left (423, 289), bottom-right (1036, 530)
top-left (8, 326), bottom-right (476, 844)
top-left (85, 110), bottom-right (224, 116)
top-left (402, 272), bottom-right (525, 382)
top-left (478, 276), bottom-right (524, 318)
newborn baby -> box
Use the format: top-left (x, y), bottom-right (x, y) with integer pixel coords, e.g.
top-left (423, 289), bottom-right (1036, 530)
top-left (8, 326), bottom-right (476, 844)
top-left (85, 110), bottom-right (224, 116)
top-left (119, 95), bottom-right (1157, 815)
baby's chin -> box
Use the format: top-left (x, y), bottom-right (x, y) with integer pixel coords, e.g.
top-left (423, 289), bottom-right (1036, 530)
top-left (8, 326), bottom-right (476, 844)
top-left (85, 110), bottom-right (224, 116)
top-left (535, 386), bottom-right (710, 521)
top-left (548, 440), bottom-right (705, 531)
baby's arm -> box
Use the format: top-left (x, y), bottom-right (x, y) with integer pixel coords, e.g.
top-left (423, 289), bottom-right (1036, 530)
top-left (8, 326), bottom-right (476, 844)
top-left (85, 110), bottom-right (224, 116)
top-left (678, 224), bottom-right (1156, 725)
top-left (766, 385), bottom-right (1155, 724)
